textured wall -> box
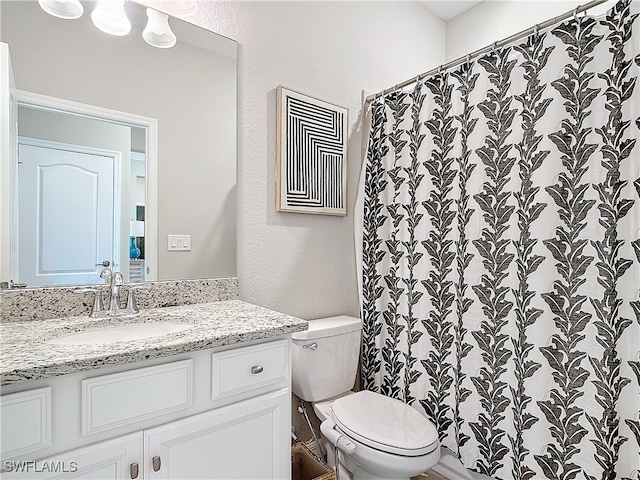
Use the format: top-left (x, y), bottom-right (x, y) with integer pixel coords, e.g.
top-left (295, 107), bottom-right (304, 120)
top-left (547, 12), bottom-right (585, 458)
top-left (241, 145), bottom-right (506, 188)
top-left (187, 2), bottom-right (446, 320)
top-left (445, 0), bottom-right (615, 62)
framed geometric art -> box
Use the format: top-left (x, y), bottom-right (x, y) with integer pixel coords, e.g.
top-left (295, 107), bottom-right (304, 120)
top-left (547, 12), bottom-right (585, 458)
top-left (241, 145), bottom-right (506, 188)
top-left (276, 86), bottom-right (348, 216)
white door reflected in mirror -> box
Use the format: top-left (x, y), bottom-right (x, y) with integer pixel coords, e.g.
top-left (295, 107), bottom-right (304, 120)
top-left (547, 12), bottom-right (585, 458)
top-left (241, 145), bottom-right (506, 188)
top-left (18, 141), bottom-right (118, 287)
top-left (10, 99), bottom-right (153, 288)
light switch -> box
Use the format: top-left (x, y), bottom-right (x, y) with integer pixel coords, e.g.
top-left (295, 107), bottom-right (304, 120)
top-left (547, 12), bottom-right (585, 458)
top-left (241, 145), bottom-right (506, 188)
top-left (168, 235), bottom-right (191, 251)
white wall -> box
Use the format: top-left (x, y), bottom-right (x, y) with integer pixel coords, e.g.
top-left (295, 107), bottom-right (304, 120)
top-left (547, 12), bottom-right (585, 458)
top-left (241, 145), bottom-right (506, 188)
top-left (445, 0), bottom-right (616, 62)
top-left (188, 2), bottom-right (446, 319)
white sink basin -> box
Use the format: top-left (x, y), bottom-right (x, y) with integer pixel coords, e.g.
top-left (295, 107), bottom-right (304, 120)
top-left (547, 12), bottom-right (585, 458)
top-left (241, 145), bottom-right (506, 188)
top-left (47, 323), bottom-right (193, 345)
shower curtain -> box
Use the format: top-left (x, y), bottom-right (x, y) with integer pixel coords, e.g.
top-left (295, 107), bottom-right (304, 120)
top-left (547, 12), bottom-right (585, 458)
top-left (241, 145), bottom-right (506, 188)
top-left (359, 1), bottom-right (640, 479)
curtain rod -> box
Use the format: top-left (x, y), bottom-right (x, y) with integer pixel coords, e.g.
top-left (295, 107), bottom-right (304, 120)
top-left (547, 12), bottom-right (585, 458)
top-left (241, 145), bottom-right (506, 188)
top-left (365, 0), bottom-right (611, 105)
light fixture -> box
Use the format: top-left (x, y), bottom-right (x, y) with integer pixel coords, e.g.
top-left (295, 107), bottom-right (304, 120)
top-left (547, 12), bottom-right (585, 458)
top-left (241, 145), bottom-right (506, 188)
top-left (158, 0), bottom-right (198, 18)
top-left (38, 0), bottom-right (180, 49)
top-left (91, 0), bottom-right (131, 37)
top-left (143, 8), bottom-right (177, 49)
top-left (130, 220), bottom-right (145, 238)
top-left (37, 0), bottom-right (83, 20)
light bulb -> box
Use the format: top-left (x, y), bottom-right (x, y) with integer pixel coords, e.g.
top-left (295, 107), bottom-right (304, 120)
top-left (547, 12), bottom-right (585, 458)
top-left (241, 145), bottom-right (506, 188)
top-left (158, 0), bottom-right (197, 18)
top-left (38, 0), bottom-right (83, 20)
top-left (143, 8), bottom-right (177, 49)
top-left (91, 0), bottom-right (131, 36)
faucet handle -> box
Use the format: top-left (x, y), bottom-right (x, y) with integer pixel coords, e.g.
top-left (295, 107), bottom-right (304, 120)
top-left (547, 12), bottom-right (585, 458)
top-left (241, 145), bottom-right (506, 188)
top-left (75, 288), bottom-right (105, 318)
top-left (125, 289), bottom-right (140, 314)
top-left (124, 283), bottom-right (151, 314)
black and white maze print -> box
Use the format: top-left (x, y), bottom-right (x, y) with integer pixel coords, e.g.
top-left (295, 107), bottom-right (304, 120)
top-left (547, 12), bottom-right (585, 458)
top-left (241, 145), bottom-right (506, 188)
top-left (284, 96), bottom-right (345, 209)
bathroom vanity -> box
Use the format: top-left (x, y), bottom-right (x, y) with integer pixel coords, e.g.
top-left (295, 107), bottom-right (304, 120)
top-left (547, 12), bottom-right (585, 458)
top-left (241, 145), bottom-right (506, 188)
top-left (0, 299), bottom-right (307, 479)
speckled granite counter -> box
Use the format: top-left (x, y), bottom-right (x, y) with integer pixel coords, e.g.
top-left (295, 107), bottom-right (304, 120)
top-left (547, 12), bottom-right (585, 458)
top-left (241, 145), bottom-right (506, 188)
top-left (0, 300), bottom-right (307, 386)
top-left (1, 278), bottom-right (239, 323)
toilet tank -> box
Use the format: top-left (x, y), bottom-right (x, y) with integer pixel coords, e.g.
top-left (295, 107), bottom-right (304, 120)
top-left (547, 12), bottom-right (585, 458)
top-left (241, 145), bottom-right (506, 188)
top-left (292, 315), bottom-right (362, 402)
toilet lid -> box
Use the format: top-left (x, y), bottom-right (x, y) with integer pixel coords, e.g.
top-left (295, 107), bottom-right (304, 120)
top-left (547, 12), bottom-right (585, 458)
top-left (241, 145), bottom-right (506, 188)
top-left (331, 390), bottom-right (438, 456)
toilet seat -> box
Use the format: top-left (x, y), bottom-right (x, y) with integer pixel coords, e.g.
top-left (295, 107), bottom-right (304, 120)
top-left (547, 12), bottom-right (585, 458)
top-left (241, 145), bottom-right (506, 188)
top-left (331, 390), bottom-right (438, 457)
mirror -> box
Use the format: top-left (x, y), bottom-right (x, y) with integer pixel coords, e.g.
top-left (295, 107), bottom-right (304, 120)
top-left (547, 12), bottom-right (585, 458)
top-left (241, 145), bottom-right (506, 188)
top-left (0, 0), bottom-right (237, 288)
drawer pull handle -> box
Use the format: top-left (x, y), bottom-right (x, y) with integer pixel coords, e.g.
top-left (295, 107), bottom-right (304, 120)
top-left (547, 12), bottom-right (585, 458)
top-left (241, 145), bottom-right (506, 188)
top-left (303, 342), bottom-right (318, 350)
top-left (130, 462), bottom-right (139, 479)
top-left (152, 456), bottom-right (161, 472)
top-left (251, 365), bottom-right (264, 374)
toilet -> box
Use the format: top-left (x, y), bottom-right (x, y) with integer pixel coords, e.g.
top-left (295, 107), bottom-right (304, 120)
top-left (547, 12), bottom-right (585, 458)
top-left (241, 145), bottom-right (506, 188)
top-left (292, 316), bottom-right (440, 480)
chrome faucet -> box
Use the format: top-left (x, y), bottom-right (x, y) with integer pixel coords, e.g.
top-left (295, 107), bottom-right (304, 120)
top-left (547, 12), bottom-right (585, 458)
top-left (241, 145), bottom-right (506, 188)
top-left (109, 271), bottom-right (124, 314)
top-left (77, 268), bottom-right (141, 318)
top-left (99, 267), bottom-right (112, 284)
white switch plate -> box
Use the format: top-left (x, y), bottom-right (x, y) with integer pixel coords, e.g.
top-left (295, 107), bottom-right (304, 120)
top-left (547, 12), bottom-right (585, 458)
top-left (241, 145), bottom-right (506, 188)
top-left (168, 235), bottom-right (191, 251)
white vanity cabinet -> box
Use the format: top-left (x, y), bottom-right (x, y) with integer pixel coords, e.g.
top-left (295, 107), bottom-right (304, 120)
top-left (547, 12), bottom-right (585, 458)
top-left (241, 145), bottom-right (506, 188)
top-left (143, 389), bottom-right (288, 479)
top-left (0, 338), bottom-right (292, 480)
top-left (2, 433), bottom-right (144, 479)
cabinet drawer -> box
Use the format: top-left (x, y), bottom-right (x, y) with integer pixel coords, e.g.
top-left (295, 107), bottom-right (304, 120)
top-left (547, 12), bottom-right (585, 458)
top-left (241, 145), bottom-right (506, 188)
top-left (0, 387), bottom-right (51, 459)
top-left (82, 360), bottom-right (193, 436)
top-left (211, 340), bottom-right (288, 400)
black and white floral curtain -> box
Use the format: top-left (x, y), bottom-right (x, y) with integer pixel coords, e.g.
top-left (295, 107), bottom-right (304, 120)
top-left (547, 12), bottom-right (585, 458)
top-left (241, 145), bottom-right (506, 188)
top-left (359, 1), bottom-right (640, 479)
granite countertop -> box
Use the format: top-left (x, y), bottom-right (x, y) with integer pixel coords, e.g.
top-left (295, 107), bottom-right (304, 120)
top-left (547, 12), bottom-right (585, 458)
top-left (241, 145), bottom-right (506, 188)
top-left (0, 300), bottom-right (308, 386)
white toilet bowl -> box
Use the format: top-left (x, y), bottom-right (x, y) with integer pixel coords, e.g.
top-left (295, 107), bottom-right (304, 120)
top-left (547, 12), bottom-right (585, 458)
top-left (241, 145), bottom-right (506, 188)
top-left (319, 390), bottom-right (440, 480)
top-left (291, 317), bottom-right (440, 480)
top-left (312, 393), bottom-right (354, 478)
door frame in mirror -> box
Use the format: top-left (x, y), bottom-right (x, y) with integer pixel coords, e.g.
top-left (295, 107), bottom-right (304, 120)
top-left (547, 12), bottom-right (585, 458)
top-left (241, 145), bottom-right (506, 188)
top-left (6, 90), bottom-right (158, 284)
top-left (0, 43), bottom-right (15, 287)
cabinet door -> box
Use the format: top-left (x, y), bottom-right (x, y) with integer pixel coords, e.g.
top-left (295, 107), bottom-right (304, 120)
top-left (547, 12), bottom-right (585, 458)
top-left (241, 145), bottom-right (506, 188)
top-left (1, 433), bottom-right (142, 480)
top-left (144, 388), bottom-right (290, 480)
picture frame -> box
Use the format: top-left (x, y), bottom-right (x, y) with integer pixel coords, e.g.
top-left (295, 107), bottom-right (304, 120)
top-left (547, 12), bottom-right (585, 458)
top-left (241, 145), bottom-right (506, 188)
top-left (276, 86), bottom-right (348, 216)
